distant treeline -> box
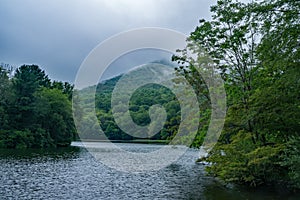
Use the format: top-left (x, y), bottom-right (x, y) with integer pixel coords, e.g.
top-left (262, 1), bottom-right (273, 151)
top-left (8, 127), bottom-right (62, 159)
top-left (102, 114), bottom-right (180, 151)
top-left (0, 64), bottom-right (76, 148)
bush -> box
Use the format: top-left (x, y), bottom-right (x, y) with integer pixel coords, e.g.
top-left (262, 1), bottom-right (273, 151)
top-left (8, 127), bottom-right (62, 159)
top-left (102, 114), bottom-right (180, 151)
top-left (0, 130), bottom-right (34, 148)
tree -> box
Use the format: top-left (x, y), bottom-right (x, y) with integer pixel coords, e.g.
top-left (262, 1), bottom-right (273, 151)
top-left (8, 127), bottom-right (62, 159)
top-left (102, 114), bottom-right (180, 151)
top-left (0, 64), bottom-right (76, 148)
top-left (13, 64), bottom-right (51, 97)
top-left (35, 88), bottom-right (75, 147)
top-left (250, 0), bottom-right (300, 188)
top-left (0, 65), bottom-right (13, 130)
top-left (174, 0), bottom-right (300, 189)
top-left (52, 81), bottom-right (74, 100)
top-left (189, 0), bottom-right (261, 133)
top-left (172, 0), bottom-right (259, 147)
top-left (11, 65), bottom-right (51, 129)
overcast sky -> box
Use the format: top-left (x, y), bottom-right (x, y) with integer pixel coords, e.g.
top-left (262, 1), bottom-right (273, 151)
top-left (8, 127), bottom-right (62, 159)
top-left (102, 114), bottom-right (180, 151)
top-left (0, 0), bottom-right (217, 83)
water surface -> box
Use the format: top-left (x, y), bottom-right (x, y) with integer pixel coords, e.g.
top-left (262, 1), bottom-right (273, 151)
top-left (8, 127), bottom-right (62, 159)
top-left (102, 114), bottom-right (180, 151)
top-left (0, 142), bottom-right (299, 199)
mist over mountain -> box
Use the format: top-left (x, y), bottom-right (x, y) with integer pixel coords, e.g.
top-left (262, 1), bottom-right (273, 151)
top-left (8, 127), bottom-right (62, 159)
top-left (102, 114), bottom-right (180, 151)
top-left (98, 59), bottom-right (176, 89)
top-left (77, 61), bottom-right (181, 142)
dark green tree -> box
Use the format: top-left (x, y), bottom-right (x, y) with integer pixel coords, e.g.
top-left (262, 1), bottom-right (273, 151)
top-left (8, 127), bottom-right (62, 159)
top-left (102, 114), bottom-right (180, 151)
top-left (52, 81), bottom-right (74, 100)
top-left (11, 65), bottom-right (51, 129)
top-left (0, 65), bottom-right (13, 130)
top-left (0, 64), bottom-right (76, 148)
top-left (35, 88), bottom-right (75, 147)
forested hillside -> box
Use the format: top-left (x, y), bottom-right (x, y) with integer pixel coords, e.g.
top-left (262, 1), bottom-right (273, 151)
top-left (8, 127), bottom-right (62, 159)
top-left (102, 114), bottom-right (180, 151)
top-left (75, 60), bottom-right (210, 145)
top-left (77, 63), bottom-right (184, 143)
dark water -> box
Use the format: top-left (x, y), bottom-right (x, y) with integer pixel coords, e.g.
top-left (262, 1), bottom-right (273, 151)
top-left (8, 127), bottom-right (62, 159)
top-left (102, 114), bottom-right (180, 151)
top-left (0, 142), bottom-right (299, 200)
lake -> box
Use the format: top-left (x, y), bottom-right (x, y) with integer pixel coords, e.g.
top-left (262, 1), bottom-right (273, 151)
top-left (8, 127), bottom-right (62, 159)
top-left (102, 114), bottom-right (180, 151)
top-left (0, 142), bottom-right (299, 199)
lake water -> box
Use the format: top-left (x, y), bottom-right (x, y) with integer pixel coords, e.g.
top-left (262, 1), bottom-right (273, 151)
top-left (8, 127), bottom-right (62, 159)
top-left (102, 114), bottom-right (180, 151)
top-left (0, 142), bottom-right (299, 200)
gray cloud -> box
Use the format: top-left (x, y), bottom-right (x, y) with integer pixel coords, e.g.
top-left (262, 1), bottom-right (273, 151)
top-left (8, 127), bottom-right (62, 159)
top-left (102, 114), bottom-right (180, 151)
top-left (0, 0), bottom-right (216, 83)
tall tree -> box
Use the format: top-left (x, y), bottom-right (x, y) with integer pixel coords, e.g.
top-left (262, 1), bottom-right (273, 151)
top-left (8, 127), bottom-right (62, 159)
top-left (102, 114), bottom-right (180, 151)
top-left (11, 65), bottom-right (51, 129)
top-left (250, 0), bottom-right (300, 188)
top-left (173, 0), bottom-right (261, 148)
top-left (174, 0), bottom-right (300, 188)
top-left (0, 65), bottom-right (12, 130)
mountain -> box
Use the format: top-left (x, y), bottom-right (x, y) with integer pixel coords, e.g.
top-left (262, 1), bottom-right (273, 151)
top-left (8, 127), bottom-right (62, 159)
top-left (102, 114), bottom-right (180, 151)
top-left (77, 62), bottom-right (181, 142)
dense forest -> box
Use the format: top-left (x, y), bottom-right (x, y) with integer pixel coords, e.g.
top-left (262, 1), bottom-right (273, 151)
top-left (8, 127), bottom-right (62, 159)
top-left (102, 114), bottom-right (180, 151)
top-left (97, 80), bottom-right (181, 141)
top-left (0, 64), bottom-right (76, 148)
top-left (172, 0), bottom-right (300, 190)
top-left (77, 62), bottom-right (183, 143)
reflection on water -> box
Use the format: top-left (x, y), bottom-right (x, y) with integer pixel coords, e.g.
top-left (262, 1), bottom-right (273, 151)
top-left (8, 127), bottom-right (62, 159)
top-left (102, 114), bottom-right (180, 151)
top-left (0, 142), bottom-right (299, 200)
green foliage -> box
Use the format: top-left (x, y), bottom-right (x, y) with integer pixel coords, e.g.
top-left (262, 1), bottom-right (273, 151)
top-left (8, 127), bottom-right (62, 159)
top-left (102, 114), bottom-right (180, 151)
top-left (51, 81), bottom-right (74, 100)
top-left (0, 64), bottom-right (75, 148)
top-left (0, 130), bottom-right (34, 149)
top-left (13, 64), bottom-right (51, 98)
top-left (174, 0), bottom-right (300, 190)
top-left (207, 131), bottom-right (285, 187)
top-left (281, 136), bottom-right (300, 189)
top-left (11, 64), bottom-right (51, 130)
top-left (0, 66), bottom-right (12, 130)
top-left (35, 88), bottom-right (75, 146)
top-left (91, 77), bottom-right (181, 141)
